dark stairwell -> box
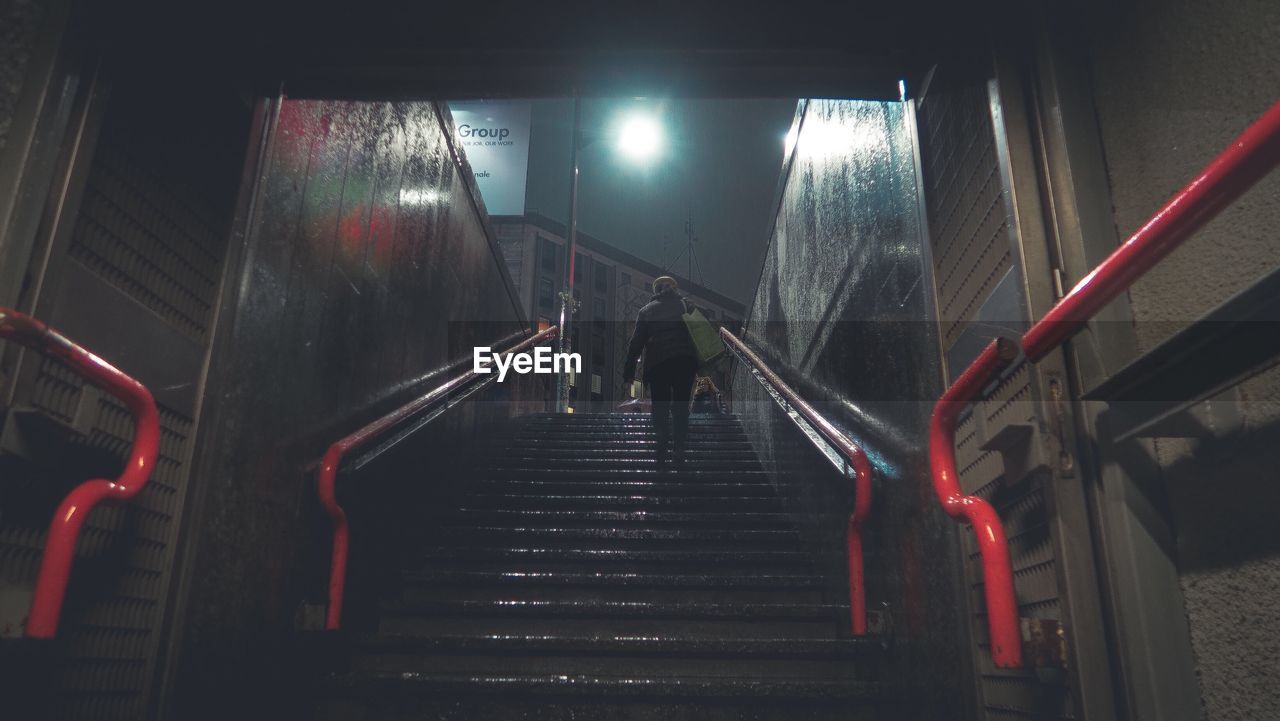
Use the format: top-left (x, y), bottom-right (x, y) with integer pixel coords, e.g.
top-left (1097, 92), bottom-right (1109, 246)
top-left (311, 412), bottom-right (890, 720)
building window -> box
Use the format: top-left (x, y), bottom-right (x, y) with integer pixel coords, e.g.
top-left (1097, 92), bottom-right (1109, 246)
top-left (538, 277), bottom-right (554, 311)
top-left (539, 236), bottom-right (557, 273)
top-left (591, 373), bottom-right (603, 401)
top-left (620, 272), bottom-right (631, 288)
top-left (573, 253), bottom-right (587, 284)
top-left (595, 268), bottom-right (608, 293)
top-left (591, 333), bottom-right (605, 357)
top-left (593, 297), bottom-right (607, 321)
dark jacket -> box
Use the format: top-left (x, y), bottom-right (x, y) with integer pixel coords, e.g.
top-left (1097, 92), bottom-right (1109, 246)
top-left (622, 288), bottom-right (697, 382)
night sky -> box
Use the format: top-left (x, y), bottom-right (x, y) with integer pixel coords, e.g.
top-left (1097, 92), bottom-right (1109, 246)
top-left (522, 98), bottom-right (799, 305)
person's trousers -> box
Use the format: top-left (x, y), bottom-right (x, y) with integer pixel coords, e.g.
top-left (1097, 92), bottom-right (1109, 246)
top-left (645, 357), bottom-right (699, 459)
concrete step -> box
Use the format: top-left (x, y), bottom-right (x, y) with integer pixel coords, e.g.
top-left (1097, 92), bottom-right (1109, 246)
top-left (342, 634), bottom-right (881, 679)
top-left (461, 493), bottom-right (784, 512)
top-left (449, 509), bottom-right (795, 529)
top-left (429, 526), bottom-right (803, 551)
top-left (316, 672), bottom-right (883, 721)
top-left (484, 457), bottom-right (764, 472)
top-left (414, 546), bottom-right (816, 574)
top-left (503, 446), bottom-right (760, 460)
top-left (472, 479), bottom-right (777, 497)
top-left (510, 440), bottom-right (757, 452)
top-left (322, 670), bottom-right (877, 699)
top-left (392, 569), bottom-right (830, 603)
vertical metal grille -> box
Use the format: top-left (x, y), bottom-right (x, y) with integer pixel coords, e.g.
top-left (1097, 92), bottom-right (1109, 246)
top-left (6, 353), bottom-right (193, 720)
top-left (919, 71), bottom-right (1073, 720)
top-left (918, 81), bottom-right (1014, 349)
top-left (954, 362), bottom-right (1073, 719)
top-left (0, 100), bottom-right (231, 717)
top-left (68, 145), bottom-right (223, 342)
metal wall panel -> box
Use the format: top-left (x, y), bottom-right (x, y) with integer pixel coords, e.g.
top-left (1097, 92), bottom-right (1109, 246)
top-left (917, 67), bottom-right (1074, 720)
top-left (68, 145), bottom-right (224, 342)
top-left (918, 80), bottom-right (1013, 351)
top-left (0, 77), bottom-right (245, 719)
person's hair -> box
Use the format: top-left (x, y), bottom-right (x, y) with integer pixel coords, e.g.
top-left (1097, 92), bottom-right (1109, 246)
top-left (653, 276), bottom-right (678, 293)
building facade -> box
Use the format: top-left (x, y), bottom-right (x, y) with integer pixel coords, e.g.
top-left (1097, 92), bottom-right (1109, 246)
top-left (492, 213), bottom-right (745, 411)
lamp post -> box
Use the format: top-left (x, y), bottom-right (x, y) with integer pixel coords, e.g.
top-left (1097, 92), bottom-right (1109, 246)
top-left (552, 99), bottom-right (664, 412)
top-left (553, 96), bottom-right (582, 413)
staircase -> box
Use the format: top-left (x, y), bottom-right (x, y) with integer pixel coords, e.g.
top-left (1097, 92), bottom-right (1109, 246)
top-left (315, 412), bottom-right (889, 720)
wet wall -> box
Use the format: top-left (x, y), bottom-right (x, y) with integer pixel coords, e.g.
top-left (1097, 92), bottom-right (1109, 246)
top-left (731, 99), bottom-right (973, 719)
top-left (164, 99), bottom-right (541, 719)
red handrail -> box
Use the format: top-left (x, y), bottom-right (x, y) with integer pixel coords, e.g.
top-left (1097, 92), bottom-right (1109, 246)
top-left (319, 325), bottom-right (559, 630)
top-left (0, 308), bottom-right (161, 639)
top-left (720, 327), bottom-right (873, 635)
top-left (928, 338), bottom-right (1021, 666)
top-left (930, 99), bottom-right (1280, 669)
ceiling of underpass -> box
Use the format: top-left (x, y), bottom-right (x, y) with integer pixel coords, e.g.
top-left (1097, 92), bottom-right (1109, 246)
top-left (91, 0), bottom-right (1024, 99)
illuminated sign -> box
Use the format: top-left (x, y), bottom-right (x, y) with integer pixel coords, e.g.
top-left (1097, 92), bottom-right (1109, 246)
top-left (448, 100), bottom-right (532, 216)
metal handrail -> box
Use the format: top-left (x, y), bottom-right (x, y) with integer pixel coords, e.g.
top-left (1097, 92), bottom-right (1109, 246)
top-left (931, 99), bottom-right (1280, 669)
top-left (720, 327), bottom-right (873, 635)
top-left (318, 325), bottom-right (560, 630)
top-left (0, 308), bottom-right (161, 639)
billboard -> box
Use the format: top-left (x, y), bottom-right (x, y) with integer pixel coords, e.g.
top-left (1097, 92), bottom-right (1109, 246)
top-left (448, 100), bottom-right (533, 216)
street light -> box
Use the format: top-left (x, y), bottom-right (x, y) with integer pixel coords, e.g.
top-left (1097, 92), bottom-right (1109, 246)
top-left (617, 114), bottom-right (663, 161)
top-left (553, 100), bottom-right (665, 412)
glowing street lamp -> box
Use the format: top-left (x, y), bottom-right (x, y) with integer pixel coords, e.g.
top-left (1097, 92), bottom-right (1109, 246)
top-left (616, 114), bottom-right (663, 161)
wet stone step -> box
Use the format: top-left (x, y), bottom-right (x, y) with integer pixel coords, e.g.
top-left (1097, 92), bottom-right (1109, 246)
top-left (508, 443), bottom-right (757, 454)
top-left (390, 570), bottom-right (831, 605)
top-left (414, 547), bottom-right (816, 574)
top-left (392, 586), bottom-right (826, 606)
top-left (481, 455), bottom-right (757, 468)
top-left (380, 598), bottom-right (849, 622)
top-left (477, 469), bottom-right (773, 484)
top-left (523, 414), bottom-right (743, 424)
top-left (448, 509), bottom-right (795, 529)
top-left (516, 427), bottom-right (749, 437)
top-left (316, 689), bottom-right (881, 721)
top-left (485, 459), bottom-right (764, 472)
top-left (520, 423), bottom-right (748, 433)
top-left (430, 526), bottom-right (802, 549)
top-left (516, 430), bottom-right (750, 440)
top-left (344, 646), bottom-right (874, 681)
top-left (322, 670), bottom-right (881, 701)
top-left (461, 494), bottom-right (785, 511)
top-left (398, 569), bottom-right (827, 590)
top-left (377, 616), bottom-right (844, 641)
top-left (345, 633), bottom-right (879, 659)
top-left (470, 480), bottom-right (778, 498)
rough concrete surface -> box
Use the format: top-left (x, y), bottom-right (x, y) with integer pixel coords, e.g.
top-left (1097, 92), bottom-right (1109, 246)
top-left (0, 0), bottom-right (43, 155)
top-left (1091, 1), bottom-right (1280, 718)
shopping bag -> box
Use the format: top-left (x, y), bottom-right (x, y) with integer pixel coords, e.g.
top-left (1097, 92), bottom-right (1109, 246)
top-left (682, 306), bottom-right (727, 370)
